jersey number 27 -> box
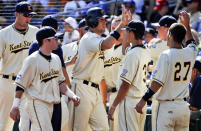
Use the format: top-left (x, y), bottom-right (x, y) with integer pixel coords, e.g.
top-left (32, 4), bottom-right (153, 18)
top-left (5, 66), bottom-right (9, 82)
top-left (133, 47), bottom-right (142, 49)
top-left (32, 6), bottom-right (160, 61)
top-left (174, 61), bottom-right (191, 81)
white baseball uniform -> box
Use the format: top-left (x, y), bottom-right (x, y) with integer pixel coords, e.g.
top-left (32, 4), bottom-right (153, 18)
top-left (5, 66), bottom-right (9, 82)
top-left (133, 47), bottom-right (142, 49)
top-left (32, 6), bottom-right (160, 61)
top-left (68, 31), bottom-right (109, 131)
top-left (147, 38), bottom-right (169, 67)
top-left (118, 45), bottom-right (151, 131)
top-left (0, 24), bottom-right (38, 131)
top-left (147, 38), bottom-right (169, 131)
top-left (62, 41), bottom-right (78, 79)
top-left (15, 51), bottom-right (65, 131)
top-left (152, 41), bottom-right (197, 131)
top-left (103, 44), bottom-right (124, 131)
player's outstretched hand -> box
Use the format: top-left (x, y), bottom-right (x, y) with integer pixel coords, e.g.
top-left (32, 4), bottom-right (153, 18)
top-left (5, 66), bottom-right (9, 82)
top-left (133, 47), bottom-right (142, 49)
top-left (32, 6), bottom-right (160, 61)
top-left (179, 11), bottom-right (190, 28)
top-left (10, 107), bottom-right (20, 122)
top-left (135, 99), bottom-right (146, 114)
top-left (72, 95), bottom-right (80, 107)
top-left (108, 105), bottom-right (116, 121)
top-left (121, 4), bottom-right (132, 27)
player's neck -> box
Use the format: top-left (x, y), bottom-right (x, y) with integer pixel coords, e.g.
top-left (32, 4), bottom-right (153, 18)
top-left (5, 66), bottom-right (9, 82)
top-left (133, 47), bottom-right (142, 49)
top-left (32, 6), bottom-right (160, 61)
top-left (170, 42), bottom-right (183, 49)
top-left (89, 28), bottom-right (102, 36)
top-left (131, 39), bottom-right (143, 46)
top-left (14, 22), bottom-right (28, 30)
top-left (39, 47), bottom-right (51, 56)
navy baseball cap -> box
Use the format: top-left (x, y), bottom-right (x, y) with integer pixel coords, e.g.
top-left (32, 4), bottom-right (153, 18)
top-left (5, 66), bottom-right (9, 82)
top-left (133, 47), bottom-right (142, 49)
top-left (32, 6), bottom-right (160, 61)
top-left (36, 26), bottom-right (62, 43)
top-left (185, 0), bottom-right (199, 3)
top-left (42, 15), bottom-right (58, 30)
top-left (194, 60), bottom-right (201, 72)
top-left (145, 28), bottom-right (156, 36)
top-left (123, 20), bottom-right (145, 39)
top-left (77, 19), bottom-right (86, 28)
top-left (152, 15), bottom-right (177, 28)
top-left (15, 1), bottom-right (36, 15)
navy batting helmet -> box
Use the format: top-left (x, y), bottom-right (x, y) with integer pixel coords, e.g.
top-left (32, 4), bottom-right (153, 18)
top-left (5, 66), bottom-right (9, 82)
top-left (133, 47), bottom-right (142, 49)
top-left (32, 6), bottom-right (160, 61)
top-left (85, 7), bottom-right (108, 28)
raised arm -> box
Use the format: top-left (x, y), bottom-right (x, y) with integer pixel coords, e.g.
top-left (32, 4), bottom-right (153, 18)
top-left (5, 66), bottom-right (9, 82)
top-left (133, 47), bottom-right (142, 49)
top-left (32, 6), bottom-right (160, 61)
top-left (179, 11), bottom-right (194, 42)
top-left (101, 5), bottom-right (132, 50)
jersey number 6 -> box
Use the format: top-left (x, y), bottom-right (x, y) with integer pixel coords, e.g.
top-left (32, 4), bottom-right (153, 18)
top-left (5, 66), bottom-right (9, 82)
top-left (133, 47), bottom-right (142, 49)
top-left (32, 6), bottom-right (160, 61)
top-left (174, 61), bottom-right (191, 81)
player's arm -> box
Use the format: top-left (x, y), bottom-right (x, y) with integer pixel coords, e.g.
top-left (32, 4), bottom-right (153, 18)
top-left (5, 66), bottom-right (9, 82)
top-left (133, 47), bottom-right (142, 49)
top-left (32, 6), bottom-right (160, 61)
top-left (100, 79), bottom-right (108, 109)
top-left (62, 67), bottom-right (71, 87)
top-left (0, 30), bottom-right (6, 59)
top-left (10, 86), bottom-right (24, 121)
top-left (179, 11), bottom-right (194, 43)
top-left (101, 5), bottom-right (132, 50)
top-left (59, 82), bottom-right (80, 106)
top-left (135, 81), bottom-right (162, 114)
top-left (108, 80), bottom-right (131, 120)
top-left (65, 55), bottom-right (77, 67)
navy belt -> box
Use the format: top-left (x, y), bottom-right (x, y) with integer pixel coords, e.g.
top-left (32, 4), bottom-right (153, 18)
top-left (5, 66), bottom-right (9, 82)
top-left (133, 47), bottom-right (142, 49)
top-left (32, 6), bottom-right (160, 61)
top-left (83, 80), bottom-right (99, 90)
top-left (107, 87), bottom-right (117, 93)
top-left (165, 98), bottom-right (187, 101)
top-left (2, 75), bottom-right (16, 81)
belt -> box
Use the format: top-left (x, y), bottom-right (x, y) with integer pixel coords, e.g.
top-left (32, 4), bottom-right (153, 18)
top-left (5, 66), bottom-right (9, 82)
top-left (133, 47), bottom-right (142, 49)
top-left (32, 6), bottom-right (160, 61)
top-left (107, 87), bottom-right (117, 93)
top-left (2, 75), bottom-right (16, 81)
top-left (83, 80), bottom-right (99, 90)
top-left (161, 98), bottom-right (187, 102)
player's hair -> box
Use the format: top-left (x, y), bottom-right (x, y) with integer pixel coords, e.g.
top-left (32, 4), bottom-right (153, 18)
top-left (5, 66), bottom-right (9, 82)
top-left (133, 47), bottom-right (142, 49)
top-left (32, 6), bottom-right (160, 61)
top-left (169, 23), bottom-right (186, 44)
top-left (38, 41), bottom-right (43, 47)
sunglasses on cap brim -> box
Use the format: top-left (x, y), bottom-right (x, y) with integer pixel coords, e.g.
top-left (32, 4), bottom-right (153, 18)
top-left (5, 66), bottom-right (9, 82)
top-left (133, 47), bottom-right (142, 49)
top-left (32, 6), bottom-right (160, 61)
top-left (45, 36), bottom-right (58, 40)
top-left (23, 14), bottom-right (34, 18)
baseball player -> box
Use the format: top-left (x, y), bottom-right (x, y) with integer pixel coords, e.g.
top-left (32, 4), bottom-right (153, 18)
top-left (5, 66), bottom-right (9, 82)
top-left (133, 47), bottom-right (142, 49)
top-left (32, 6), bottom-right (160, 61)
top-left (10, 26), bottom-right (80, 131)
top-left (108, 20), bottom-right (151, 131)
top-left (62, 19), bottom-right (88, 80)
top-left (68, 5), bottom-right (132, 131)
top-left (0, 2), bottom-right (38, 130)
top-left (100, 16), bottom-right (124, 131)
top-left (148, 15), bottom-right (177, 67)
top-left (28, 15), bottom-right (70, 131)
top-left (136, 11), bottom-right (197, 131)
top-left (147, 15), bottom-right (177, 131)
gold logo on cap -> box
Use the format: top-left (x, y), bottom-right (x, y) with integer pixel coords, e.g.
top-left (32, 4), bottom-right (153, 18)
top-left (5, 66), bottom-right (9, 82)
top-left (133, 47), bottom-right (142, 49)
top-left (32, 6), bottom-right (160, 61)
top-left (28, 6), bottom-right (32, 11)
top-left (101, 9), bottom-right (104, 14)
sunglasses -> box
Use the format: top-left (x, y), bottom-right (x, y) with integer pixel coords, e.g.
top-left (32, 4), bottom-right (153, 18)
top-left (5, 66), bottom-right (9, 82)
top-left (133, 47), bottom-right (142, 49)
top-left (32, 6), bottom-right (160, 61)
top-left (45, 36), bottom-right (58, 40)
top-left (23, 14), bottom-right (33, 18)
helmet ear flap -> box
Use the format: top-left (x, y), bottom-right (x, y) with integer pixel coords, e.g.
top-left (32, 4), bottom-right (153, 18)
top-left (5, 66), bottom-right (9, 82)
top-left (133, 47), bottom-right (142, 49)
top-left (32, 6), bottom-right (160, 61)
top-left (86, 16), bottom-right (99, 28)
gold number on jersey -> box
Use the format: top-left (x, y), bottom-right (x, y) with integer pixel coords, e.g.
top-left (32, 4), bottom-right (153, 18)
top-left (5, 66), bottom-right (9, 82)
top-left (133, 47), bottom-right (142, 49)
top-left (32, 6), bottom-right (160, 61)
top-left (174, 61), bottom-right (191, 81)
top-left (183, 62), bottom-right (191, 81)
top-left (143, 64), bottom-right (147, 83)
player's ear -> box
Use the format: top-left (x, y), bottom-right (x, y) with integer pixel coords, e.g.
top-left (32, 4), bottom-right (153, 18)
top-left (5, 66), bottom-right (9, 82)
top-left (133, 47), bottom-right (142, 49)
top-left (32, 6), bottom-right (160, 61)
top-left (15, 12), bottom-right (19, 17)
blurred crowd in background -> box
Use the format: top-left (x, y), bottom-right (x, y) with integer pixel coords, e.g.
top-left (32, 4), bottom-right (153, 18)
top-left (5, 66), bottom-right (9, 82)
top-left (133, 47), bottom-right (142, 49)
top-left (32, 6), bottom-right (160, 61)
top-left (0, 0), bottom-right (200, 45)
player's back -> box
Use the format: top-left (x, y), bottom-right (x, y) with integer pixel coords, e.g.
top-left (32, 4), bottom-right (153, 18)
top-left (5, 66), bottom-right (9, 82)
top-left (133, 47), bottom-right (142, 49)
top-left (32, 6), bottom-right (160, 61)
top-left (121, 45), bottom-right (151, 97)
top-left (154, 44), bottom-right (197, 100)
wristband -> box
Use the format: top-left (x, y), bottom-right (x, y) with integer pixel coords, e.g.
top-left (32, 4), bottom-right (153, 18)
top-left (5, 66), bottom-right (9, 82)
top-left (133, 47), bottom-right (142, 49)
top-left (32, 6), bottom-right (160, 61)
top-left (65, 89), bottom-right (76, 99)
top-left (12, 98), bottom-right (20, 108)
top-left (142, 88), bottom-right (155, 101)
top-left (110, 31), bottom-right (120, 40)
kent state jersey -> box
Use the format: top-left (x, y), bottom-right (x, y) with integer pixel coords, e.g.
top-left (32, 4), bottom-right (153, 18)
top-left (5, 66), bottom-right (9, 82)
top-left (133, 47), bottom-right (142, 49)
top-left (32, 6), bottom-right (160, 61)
top-left (0, 24), bottom-right (39, 75)
top-left (15, 51), bottom-right (65, 104)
